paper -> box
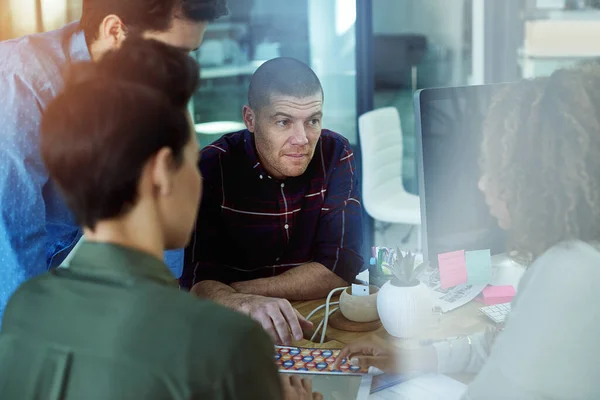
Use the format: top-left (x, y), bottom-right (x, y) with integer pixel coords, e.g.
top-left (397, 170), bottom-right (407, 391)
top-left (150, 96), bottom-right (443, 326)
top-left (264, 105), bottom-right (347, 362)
top-left (352, 284), bottom-right (370, 297)
top-left (432, 284), bottom-right (487, 313)
top-left (418, 267), bottom-right (486, 313)
top-left (465, 249), bottom-right (492, 285)
top-left (370, 373), bottom-right (467, 400)
top-left (438, 250), bottom-right (467, 289)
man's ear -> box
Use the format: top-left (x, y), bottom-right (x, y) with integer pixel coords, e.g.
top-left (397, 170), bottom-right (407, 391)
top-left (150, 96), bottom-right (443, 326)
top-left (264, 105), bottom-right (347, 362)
top-left (98, 14), bottom-right (127, 49)
top-left (242, 105), bottom-right (257, 133)
top-left (151, 147), bottom-right (176, 197)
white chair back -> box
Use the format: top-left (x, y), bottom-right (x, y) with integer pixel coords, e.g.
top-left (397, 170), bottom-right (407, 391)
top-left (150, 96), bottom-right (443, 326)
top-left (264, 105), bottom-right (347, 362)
top-left (358, 107), bottom-right (405, 216)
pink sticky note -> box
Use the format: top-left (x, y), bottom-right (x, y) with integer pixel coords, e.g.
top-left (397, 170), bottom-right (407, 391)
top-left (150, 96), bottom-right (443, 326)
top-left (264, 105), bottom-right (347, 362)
top-left (438, 250), bottom-right (467, 289)
top-left (477, 285), bottom-right (516, 305)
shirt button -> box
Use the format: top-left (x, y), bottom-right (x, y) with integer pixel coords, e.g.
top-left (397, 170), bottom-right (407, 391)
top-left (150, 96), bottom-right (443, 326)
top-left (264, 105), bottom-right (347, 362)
top-left (281, 183), bottom-right (285, 188)
top-left (284, 224), bottom-right (289, 230)
top-left (259, 175), bottom-right (263, 179)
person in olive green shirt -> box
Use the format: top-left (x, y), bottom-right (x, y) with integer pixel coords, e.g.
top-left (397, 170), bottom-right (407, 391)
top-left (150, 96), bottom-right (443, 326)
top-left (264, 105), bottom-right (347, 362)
top-left (0, 38), bottom-right (321, 400)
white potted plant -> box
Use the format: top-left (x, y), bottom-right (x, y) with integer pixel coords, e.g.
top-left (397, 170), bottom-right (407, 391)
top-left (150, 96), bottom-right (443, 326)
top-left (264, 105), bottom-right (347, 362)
top-left (377, 249), bottom-right (433, 339)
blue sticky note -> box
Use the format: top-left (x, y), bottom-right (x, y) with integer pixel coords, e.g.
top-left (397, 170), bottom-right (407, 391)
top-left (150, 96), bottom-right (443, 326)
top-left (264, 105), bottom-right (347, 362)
top-left (465, 249), bottom-right (492, 285)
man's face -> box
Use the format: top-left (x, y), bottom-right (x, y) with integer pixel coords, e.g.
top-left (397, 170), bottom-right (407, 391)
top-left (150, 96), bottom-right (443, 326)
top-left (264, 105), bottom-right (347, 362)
top-left (143, 18), bottom-right (208, 53)
top-left (248, 92), bottom-right (323, 180)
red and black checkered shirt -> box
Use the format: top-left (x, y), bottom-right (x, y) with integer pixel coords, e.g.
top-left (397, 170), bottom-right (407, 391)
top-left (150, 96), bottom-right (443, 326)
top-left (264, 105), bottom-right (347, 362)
top-left (181, 129), bottom-right (363, 287)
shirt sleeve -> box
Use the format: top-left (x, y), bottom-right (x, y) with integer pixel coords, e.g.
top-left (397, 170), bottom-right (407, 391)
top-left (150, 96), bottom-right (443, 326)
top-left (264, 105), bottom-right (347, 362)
top-left (462, 242), bottom-right (600, 399)
top-left (209, 322), bottom-right (282, 400)
top-left (0, 74), bottom-right (48, 321)
top-left (432, 331), bottom-right (490, 375)
top-left (163, 249), bottom-right (184, 279)
top-left (313, 144), bottom-right (364, 283)
top-left (223, 325), bottom-right (283, 400)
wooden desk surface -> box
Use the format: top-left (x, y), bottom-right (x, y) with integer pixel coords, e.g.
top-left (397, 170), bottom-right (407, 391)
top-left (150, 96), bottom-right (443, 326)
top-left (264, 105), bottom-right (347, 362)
top-left (292, 297), bottom-right (494, 384)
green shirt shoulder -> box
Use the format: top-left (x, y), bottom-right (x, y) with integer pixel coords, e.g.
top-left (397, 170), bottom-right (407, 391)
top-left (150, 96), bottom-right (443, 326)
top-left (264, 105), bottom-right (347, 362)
top-left (1, 265), bottom-right (281, 400)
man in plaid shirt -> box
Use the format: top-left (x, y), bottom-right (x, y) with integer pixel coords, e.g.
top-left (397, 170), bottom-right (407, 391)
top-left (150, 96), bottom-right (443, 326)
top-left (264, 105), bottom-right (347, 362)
top-left (183, 58), bottom-right (363, 345)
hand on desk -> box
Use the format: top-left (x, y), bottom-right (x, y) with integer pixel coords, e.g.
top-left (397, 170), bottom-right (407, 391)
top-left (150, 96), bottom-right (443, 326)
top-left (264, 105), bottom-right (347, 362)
top-left (237, 294), bottom-right (313, 345)
top-left (332, 337), bottom-right (398, 372)
top-left (333, 337), bottom-right (438, 374)
top-left (191, 280), bottom-right (313, 345)
top-left (281, 375), bottom-right (323, 400)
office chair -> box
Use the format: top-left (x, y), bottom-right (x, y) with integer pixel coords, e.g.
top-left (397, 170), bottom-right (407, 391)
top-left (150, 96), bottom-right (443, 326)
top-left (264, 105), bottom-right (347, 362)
top-left (358, 107), bottom-right (421, 243)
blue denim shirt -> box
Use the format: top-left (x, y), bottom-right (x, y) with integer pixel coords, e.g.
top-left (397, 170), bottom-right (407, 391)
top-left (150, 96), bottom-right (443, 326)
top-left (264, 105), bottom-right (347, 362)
top-left (0, 22), bottom-right (183, 323)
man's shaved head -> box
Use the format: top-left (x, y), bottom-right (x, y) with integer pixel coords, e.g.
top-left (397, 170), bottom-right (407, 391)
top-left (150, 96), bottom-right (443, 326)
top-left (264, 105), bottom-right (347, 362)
top-left (248, 57), bottom-right (323, 112)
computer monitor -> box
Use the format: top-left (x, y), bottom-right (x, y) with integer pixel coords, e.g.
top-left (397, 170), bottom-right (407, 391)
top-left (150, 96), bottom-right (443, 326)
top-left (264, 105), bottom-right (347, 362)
top-left (414, 84), bottom-right (513, 267)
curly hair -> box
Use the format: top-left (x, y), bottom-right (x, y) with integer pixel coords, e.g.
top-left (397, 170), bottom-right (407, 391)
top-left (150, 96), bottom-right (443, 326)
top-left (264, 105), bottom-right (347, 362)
top-left (481, 68), bottom-right (600, 261)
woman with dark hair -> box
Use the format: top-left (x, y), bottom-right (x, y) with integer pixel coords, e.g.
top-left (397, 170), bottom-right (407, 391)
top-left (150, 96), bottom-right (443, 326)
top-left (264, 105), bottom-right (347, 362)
top-left (0, 38), bottom-right (320, 400)
top-left (334, 66), bottom-right (600, 399)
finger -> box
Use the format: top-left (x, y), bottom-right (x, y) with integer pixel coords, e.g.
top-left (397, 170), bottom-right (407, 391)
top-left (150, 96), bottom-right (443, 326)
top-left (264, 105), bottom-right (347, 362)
top-left (301, 376), bottom-right (312, 393)
top-left (290, 374), bottom-right (303, 389)
top-left (332, 345), bottom-right (357, 369)
top-left (270, 308), bottom-right (293, 346)
top-left (255, 313), bottom-right (283, 345)
top-left (352, 355), bottom-right (394, 371)
top-left (278, 301), bottom-right (304, 341)
top-left (334, 338), bottom-right (387, 369)
top-left (279, 375), bottom-right (292, 389)
top-left (331, 353), bottom-right (346, 370)
top-left (295, 309), bottom-right (314, 330)
top-left (313, 392), bottom-right (324, 400)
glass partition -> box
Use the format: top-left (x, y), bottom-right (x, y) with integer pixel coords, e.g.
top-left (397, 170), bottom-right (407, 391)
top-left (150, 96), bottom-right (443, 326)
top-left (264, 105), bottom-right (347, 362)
top-left (190, 0), bottom-right (358, 147)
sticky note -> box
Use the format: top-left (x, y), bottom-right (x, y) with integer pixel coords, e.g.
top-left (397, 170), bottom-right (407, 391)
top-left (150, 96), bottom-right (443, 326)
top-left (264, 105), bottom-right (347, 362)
top-left (465, 249), bottom-right (492, 285)
top-left (438, 250), bottom-right (467, 289)
top-left (477, 285), bottom-right (516, 305)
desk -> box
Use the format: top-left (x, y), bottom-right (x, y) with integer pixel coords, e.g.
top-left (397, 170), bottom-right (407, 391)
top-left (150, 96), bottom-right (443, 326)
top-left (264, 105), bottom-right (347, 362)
top-left (292, 298), bottom-right (493, 384)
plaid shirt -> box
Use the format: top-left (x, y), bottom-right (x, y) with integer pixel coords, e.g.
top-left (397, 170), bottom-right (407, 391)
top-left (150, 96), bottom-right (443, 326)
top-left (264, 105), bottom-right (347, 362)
top-left (182, 129), bottom-right (363, 288)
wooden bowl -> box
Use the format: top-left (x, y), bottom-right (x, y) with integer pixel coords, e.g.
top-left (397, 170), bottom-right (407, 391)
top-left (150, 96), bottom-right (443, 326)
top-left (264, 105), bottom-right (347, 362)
top-left (339, 285), bottom-right (380, 323)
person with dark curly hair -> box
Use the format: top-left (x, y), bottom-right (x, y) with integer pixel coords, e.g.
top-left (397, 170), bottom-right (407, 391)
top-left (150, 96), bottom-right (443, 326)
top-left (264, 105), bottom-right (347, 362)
top-left (334, 66), bottom-right (600, 399)
top-left (0, 38), bottom-right (322, 400)
top-left (0, 0), bottom-right (228, 325)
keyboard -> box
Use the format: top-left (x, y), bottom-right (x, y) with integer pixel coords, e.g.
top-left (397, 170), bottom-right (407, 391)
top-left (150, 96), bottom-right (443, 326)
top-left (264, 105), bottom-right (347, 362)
top-left (479, 302), bottom-right (511, 324)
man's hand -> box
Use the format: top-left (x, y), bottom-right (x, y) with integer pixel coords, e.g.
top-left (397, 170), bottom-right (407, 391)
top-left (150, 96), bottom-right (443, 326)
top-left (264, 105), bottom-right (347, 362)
top-left (280, 375), bottom-right (323, 400)
top-left (237, 294), bottom-right (313, 345)
top-left (190, 281), bottom-right (313, 345)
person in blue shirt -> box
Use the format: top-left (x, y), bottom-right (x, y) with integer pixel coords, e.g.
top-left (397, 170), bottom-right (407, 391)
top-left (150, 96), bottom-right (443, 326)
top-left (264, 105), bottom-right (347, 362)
top-left (0, 0), bottom-right (228, 322)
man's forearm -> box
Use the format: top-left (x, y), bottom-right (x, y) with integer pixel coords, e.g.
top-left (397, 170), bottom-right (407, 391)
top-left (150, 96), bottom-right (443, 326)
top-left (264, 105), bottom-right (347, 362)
top-left (231, 262), bottom-right (348, 301)
top-left (190, 280), bottom-right (243, 309)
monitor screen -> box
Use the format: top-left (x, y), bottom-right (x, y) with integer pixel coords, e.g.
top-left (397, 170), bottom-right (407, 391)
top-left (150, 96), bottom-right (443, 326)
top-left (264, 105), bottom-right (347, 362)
top-left (414, 84), bottom-right (512, 266)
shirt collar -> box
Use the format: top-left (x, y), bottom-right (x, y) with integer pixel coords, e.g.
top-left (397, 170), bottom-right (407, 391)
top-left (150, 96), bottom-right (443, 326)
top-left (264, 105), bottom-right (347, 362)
top-left (242, 129), bottom-right (321, 185)
top-left (68, 242), bottom-right (178, 287)
top-left (68, 22), bottom-right (91, 63)
top-left (243, 129), bottom-right (274, 181)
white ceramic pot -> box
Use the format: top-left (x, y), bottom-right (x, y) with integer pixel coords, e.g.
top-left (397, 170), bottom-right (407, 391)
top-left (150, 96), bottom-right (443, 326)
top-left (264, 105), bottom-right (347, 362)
top-left (377, 280), bottom-right (433, 339)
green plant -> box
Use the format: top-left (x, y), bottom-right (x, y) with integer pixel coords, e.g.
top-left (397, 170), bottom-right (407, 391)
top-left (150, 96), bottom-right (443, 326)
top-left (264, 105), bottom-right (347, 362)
top-left (389, 248), bottom-right (428, 287)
